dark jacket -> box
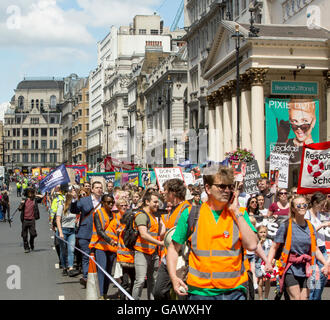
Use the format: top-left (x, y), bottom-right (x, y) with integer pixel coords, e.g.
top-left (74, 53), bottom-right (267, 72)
top-left (19, 197), bottom-right (42, 222)
top-left (70, 195), bottom-right (100, 240)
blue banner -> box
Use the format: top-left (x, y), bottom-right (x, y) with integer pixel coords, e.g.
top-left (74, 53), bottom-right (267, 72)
top-left (39, 164), bottom-right (70, 193)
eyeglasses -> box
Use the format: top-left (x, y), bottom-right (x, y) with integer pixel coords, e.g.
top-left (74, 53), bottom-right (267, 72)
top-left (212, 184), bottom-right (235, 191)
top-left (296, 204), bottom-right (308, 209)
top-left (290, 122), bottom-right (312, 133)
top-left (279, 192), bottom-right (288, 195)
top-left (250, 201), bottom-right (257, 204)
top-left (79, 193), bottom-right (86, 197)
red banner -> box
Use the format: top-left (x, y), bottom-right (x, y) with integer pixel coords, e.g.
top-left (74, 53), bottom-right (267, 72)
top-left (104, 156), bottom-right (135, 172)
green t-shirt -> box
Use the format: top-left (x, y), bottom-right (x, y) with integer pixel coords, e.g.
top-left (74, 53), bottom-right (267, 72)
top-left (172, 206), bottom-right (254, 296)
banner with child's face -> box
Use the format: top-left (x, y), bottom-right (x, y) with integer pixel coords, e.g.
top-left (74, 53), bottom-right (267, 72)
top-left (266, 98), bottom-right (319, 164)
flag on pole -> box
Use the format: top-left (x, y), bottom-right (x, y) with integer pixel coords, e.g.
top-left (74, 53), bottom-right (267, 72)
top-left (39, 164), bottom-right (70, 193)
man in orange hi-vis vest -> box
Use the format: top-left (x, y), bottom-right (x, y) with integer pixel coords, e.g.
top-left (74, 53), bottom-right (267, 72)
top-left (132, 190), bottom-right (165, 300)
top-left (154, 178), bottom-right (192, 300)
top-left (167, 165), bottom-right (258, 300)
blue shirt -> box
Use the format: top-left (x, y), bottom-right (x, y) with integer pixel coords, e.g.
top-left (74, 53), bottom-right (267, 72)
top-left (275, 220), bottom-right (315, 277)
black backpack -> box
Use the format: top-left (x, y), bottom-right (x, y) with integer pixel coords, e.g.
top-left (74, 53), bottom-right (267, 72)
top-left (122, 210), bottom-right (150, 250)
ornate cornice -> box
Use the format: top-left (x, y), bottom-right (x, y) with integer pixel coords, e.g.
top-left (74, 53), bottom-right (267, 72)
top-left (240, 74), bottom-right (251, 91)
top-left (222, 85), bottom-right (232, 102)
top-left (207, 93), bottom-right (216, 110)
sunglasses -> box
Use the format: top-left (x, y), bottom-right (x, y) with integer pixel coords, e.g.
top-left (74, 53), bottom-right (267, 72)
top-left (279, 192), bottom-right (288, 195)
top-left (296, 203), bottom-right (308, 209)
top-left (212, 184), bottom-right (235, 191)
top-left (80, 193), bottom-right (86, 196)
top-left (290, 122), bottom-right (312, 133)
top-left (250, 201), bottom-right (257, 204)
top-left (104, 201), bottom-right (114, 205)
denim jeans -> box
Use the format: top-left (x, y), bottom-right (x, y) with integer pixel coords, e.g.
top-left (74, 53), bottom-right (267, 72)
top-left (95, 249), bottom-right (116, 296)
top-left (58, 228), bottom-right (76, 269)
top-left (132, 251), bottom-right (159, 300)
top-left (188, 289), bottom-right (246, 300)
top-left (309, 246), bottom-right (328, 300)
top-left (78, 238), bottom-right (91, 280)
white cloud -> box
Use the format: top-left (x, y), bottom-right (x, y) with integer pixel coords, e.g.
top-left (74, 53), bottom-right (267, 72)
top-left (0, 0), bottom-right (94, 47)
top-left (75, 0), bottom-right (159, 27)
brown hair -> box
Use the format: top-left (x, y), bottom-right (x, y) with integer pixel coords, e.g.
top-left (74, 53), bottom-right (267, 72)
top-left (203, 165), bottom-right (234, 187)
top-left (164, 178), bottom-right (187, 201)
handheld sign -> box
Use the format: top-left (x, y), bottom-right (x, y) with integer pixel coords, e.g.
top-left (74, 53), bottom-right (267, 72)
top-left (243, 160), bottom-right (261, 195)
top-left (297, 141), bottom-right (330, 194)
top-left (154, 167), bottom-right (184, 191)
top-left (269, 153), bottom-right (289, 188)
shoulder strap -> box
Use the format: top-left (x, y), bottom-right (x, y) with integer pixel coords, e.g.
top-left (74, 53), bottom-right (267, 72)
top-left (135, 209), bottom-right (151, 228)
top-left (186, 204), bottom-right (201, 240)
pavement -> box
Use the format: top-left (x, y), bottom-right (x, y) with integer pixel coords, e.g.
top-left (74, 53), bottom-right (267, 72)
top-left (0, 182), bottom-right (329, 300)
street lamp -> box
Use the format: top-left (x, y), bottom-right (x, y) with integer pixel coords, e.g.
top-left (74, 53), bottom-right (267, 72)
top-left (103, 120), bottom-right (110, 157)
top-left (165, 75), bottom-right (173, 167)
top-left (231, 24), bottom-right (244, 150)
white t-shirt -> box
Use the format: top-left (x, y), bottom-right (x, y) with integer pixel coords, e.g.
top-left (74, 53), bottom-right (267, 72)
top-left (304, 210), bottom-right (327, 247)
top-left (259, 208), bottom-right (268, 217)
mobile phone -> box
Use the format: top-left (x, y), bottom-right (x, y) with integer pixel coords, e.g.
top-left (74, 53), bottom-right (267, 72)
top-left (229, 191), bottom-right (235, 204)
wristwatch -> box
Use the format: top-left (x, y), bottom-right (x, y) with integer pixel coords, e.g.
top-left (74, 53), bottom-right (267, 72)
top-left (236, 213), bottom-right (244, 219)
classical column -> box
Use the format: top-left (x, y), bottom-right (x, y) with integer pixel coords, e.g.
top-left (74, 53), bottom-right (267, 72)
top-left (326, 71), bottom-right (330, 141)
top-left (223, 85), bottom-right (232, 154)
top-left (215, 88), bottom-right (224, 161)
top-left (207, 93), bottom-right (217, 161)
top-left (247, 68), bottom-right (268, 173)
top-left (240, 74), bottom-right (252, 150)
top-left (228, 80), bottom-right (237, 151)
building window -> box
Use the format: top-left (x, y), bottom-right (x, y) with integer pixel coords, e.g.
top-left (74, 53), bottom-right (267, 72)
top-left (35, 154), bottom-right (38, 162)
top-left (31, 140), bottom-right (34, 149)
top-left (18, 96), bottom-right (24, 109)
top-left (31, 100), bottom-right (34, 109)
top-left (41, 128), bottom-right (47, 137)
top-left (54, 140), bottom-right (57, 149)
top-left (50, 95), bottom-right (57, 108)
top-left (151, 29), bottom-right (159, 35)
top-left (16, 154), bottom-right (20, 162)
top-left (50, 128), bottom-right (53, 137)
top-left (35, 129), bottom-right (38, 137)
top-left (50, 140), bottom-right (53, 149)
top-left (23, 128), bottom-right (29, 137)
top-left (23, 154), bottom-right (29, 163)
top-left (41, 140), bottom-right (47, 149)
top-left (35, 140), bottom-right (39, 149)
top-left (31, 118), bottom-right (39, 124)
top-left (23, 140), bottom-right (29, 148)
top-left (50, 117), bottom-right (55, 124)
top-left (36, 99), bottom-right (39, 109)
top-left (40, 99), bottom-right (44, 108)
top-left (54, 128), bottom-right (57, 136)
top-left (139, 29), bottom-right (146, 35)
top-left (41, 153), bottom-right (47, 163)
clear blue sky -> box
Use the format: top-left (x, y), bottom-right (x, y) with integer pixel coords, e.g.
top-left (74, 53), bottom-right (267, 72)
top-left (0, 0), bottom-right (184, 112)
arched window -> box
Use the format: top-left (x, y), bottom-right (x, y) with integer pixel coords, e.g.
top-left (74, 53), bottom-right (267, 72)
top-left (31, 99), bottom-right (34, 109)
top-left (36, 99), bottom-right (39, 109)
top-left (18, 96), bottom-right (24, 109)
top-left (50, 95), bottom-right (57, 108)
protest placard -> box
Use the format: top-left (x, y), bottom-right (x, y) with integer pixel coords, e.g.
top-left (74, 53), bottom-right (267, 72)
top-left (298, 141), bottom-right (330, 194)
top-left (243, 160), bottom-right (261, 195)
top-left (154, 167), bottom-right (184, 191)
top-left (269, 153), bottom-right (289, 188)
top-left (182, 172), bottom-right (195, 186)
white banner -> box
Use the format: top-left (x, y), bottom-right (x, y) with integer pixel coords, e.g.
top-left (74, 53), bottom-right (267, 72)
top-left (269, 153), bottom-right (290, 189)
top-left (154, 167), bottom-right (184, 191)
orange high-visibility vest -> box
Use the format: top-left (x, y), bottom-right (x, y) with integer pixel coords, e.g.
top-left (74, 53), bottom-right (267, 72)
top-left (277, 218), bottom-right (316, 276)
top-left (161, 200), bottom-right (192, 258)
top-left (134, 210), bottom-right (159, 255)
top-left (89, 207), bottom-right (117, 252)
top-left (187, 202), bottom-right (248, 289)
top-left (117, 228), bottom-right (135, 265)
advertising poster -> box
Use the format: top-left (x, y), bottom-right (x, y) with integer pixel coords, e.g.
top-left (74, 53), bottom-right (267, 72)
top-left (32, 168), bottom-right (41, 176)
top-left (297, 141), bottom-right (330, 194)
top-left (269, 153), bottom-right (290, 188)
top-left (41, 168), bottom-right (51, 175)
top-left (266, 98), bottom-right (319, 164)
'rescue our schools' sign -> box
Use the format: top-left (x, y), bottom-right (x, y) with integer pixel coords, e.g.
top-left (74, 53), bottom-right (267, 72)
top-left (298, 141), bottom-right (330, 194)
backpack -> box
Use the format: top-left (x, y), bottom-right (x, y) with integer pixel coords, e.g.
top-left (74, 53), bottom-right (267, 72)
top-left (122, 210), bottom-right (150, 250)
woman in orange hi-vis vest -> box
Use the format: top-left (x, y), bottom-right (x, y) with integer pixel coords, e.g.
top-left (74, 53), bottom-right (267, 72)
top-left (89, 194), bottom-right (117, 300)
top-left (267, 195), bottom-right (329, 300)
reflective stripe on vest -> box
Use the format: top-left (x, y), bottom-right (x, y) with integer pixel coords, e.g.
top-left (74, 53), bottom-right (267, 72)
top-left (117, 229), bottom-right (134, 264)
top-left (89, 207), bottom-right (117, 252)
top-left (134, 210), bottom-right (159, 255)
top-left (187, 202), bottom-right (248, 289)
